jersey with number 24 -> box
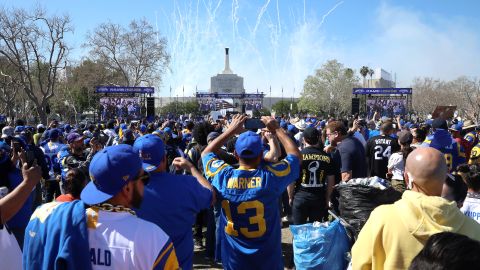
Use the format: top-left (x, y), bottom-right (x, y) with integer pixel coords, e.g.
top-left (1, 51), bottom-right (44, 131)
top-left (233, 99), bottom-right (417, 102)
top-left (203, 152), bottom-right (300, 270)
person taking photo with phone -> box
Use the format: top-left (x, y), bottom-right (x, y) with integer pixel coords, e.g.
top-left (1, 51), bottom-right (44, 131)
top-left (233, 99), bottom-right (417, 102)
top-left (0, 139), bottom-right (40, 249)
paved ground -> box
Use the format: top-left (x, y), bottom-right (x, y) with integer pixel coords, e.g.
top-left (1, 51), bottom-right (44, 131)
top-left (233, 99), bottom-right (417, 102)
top-left (193, 221), bottom-right (294, 269)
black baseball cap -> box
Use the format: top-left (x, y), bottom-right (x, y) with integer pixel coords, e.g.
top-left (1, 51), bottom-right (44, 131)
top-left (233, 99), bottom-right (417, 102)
top-left (303, 127), bottom-right (320, 144)
top-left (432, 118), bottom-right (448, 130)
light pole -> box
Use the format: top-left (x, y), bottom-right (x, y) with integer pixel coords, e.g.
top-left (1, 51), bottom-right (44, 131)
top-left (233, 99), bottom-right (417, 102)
top-left (175, 94), bottom-right (178, 115)
top-left (269, 86), bottom-right (272, 109)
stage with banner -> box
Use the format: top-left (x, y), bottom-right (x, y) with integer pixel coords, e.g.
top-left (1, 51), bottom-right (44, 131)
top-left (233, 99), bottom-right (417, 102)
top-left (196, 92), bottom-right (264, 112)
top-left (95, 86), bottom-right (154, 120)
top-left (352, 88), bottom-right (412, 118)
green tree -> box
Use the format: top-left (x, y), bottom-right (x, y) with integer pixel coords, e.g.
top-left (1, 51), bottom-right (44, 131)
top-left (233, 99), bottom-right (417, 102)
top-left (51, 60), bottom-right (125, 122)
top-left (368, 68), bottom-right (375, 87)
top-left (252, 107), bottom-right (271, 117)
top-left (298, 60), bottom-right (360, 117)
top-left (272, 100), bottom-right (298, 115)
top-left (158, 101), bottom-right (200, 116)
top-left (360, 66), bottom-right (369, 88)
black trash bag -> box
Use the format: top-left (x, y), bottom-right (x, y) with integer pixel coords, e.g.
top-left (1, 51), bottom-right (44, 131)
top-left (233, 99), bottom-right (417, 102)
top-left (335, 183), bottom-right (401, 239)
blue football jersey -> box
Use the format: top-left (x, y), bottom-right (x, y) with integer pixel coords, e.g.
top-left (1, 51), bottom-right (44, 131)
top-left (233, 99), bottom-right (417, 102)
top-left (423, 130), bottom-right (466, 172)
top-left (40, 141), bottom-right (65, 180)
top-left (135, 172), bottom-right (212, 270)
top-left (202, 152), bottom-right (300, 270)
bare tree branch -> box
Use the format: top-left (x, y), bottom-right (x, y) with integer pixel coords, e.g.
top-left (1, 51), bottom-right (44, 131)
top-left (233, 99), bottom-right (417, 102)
top-left (0, 6), bottom-right (71, 123)
top-left (85, 18), bottom-right (169, 88)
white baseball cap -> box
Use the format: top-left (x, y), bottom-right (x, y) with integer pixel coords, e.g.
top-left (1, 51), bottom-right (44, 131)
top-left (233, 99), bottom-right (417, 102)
top-left (1, 126), bottom-right (14, 138)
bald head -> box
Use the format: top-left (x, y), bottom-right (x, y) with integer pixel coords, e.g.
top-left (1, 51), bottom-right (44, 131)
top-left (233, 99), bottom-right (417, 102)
top-left (405, 147), bottom-right (447, 196)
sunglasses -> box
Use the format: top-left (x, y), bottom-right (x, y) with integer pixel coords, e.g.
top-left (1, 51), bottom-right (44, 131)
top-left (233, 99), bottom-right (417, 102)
top-left (134, 172), bottom-right (150, 185)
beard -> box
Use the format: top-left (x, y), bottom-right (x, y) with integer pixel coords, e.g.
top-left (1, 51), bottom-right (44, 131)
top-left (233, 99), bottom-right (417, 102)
top-left (131, 183), bottom-right (143, 209)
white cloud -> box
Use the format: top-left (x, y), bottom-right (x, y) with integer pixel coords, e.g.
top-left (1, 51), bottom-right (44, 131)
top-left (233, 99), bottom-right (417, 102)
top-left (343, 3), bottom-right (480, 86)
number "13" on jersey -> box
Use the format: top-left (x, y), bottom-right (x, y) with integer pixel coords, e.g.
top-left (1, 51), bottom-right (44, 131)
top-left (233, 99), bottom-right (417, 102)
top-left (221, 200), bottom-right (266, 238)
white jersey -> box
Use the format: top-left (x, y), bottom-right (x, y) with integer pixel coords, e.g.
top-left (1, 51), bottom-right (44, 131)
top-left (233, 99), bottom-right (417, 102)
top-left (86, 208), bottom-right (179, 270)
top-left (461, 193), bottom-right (480, 224)
top-left (41, 141), bottom-right (66, 181)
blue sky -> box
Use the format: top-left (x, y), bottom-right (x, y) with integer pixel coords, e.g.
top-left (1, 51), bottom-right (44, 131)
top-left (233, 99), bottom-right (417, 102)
top-left (3, 0), bottom-right (480, 97)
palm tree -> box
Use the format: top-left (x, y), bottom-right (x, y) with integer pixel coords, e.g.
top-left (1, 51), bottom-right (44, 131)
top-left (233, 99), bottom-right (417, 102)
top-left (368, 68), bottom-right (375, 87)
top-left (360, 66), bottom-right (369, 87)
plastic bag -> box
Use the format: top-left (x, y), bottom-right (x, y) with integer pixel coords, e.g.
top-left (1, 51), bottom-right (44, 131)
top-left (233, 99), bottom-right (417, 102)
top-left (335, 177), bottom-right (401, 238)
top-left (290, 220), bottom-right (350, 270)
top-left (0, 224), bottom-right (22, 270)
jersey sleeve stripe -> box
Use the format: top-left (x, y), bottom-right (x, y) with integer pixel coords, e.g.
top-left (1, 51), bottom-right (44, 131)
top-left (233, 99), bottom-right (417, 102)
top-left (85, 207), bottom-right (99, 229)
top-left (205, 159), bottom-right (228, 178)
top-left (154, 249), bottom-right (179, 270)
top-left (457, 143), bottom-right (466, 158)
top-left (266, 160), bottom-right (291, 177)
top-left (152, 242), bottom-right (178, 270)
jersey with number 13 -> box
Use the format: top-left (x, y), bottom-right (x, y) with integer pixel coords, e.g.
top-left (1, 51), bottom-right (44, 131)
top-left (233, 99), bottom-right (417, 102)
top-left (203, 152), bottom-right (300, 270)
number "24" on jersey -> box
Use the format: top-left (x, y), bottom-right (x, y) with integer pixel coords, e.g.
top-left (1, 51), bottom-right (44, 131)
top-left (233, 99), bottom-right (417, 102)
top-left (221, 200), bottom-right (266, 238)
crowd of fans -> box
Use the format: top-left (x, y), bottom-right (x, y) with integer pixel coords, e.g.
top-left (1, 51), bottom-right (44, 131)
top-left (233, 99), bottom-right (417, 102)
top-left (0, 111), bottom-right (480, 269)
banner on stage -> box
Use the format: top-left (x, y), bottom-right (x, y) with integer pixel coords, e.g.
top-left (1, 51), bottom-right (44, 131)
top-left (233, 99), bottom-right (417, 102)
top-left (96, 86), bottom-right (154, 94)
top-left (352, 88), bottom-right (412, 95)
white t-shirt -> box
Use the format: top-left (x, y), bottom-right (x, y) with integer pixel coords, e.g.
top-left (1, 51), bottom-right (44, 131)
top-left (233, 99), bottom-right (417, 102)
top-left (86, 208), bottom-right (178, 270)
top-left (387, 152), bottom-right (405, 180)
top-left (461, 193), bottom-right (480, 224)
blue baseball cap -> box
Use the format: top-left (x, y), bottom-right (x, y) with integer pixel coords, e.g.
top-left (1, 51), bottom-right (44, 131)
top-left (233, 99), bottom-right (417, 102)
top-left (14, 126), bottom-right (24, 133)
top-left (235, 131), bottom-right (262, 159)
top-left (449, 123), bottom-right (463, 132)
top-left (139, 124), bottom-right (147, 133)
top-left (183, 133), bottom-right (192, 142)
top-left (49, 129), bottom-right (60, 140)
top-left (0, 141), bottom-right (10, 151)
top-left (152, 130), bottom-right (166, 141)
top-left (81, 144), bottom-right (143, 205)
top-left (133, 134), bottom-right (166, 172)
top-left (163, 127), bottom-right (177, 139)
top-left (84, 138), bottom-right (91, 145)
top-left (287, 124), bottom-right (297, 134)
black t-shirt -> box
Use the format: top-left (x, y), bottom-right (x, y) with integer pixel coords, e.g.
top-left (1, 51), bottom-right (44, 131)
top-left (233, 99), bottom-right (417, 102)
top-left (335, 136), bottom-right (367, 179)
top-left (295, 146), bottom-right (336, 198)
top-left (366, 135), bottom-right (400, 178)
